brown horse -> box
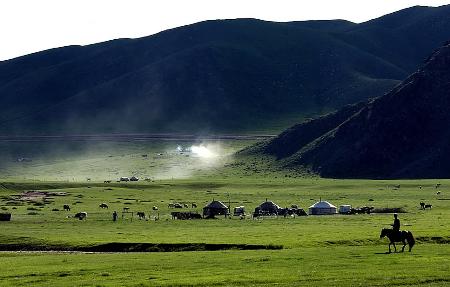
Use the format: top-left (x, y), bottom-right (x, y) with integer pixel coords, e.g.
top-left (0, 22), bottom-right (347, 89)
top-left (380, 228), bottom-right (415, 253)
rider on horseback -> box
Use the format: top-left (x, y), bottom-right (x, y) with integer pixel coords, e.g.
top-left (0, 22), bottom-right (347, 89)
top-left (392, 213), bottom-right (401, 237)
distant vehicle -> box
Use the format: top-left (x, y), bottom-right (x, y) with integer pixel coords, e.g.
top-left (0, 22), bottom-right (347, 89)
top-left (233, 206), bottom-right (246, 216)
top-left (339, 205), bottom-right (352, 214)
top-left (120, 177), bottom-right (130, 182)
top-left (130, 176), bottom-right (139, 181)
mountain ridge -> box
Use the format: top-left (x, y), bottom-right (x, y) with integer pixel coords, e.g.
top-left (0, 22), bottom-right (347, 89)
top-left (1, 5), bottom-right (450, 134)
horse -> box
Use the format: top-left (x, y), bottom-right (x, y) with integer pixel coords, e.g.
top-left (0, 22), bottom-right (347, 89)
top-left (63, 204), bottom-right (70, 211)
top-left (379, 228), bottom-right (415, 253)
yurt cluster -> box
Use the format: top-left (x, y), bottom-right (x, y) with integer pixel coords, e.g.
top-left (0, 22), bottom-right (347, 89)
top-left (199, 198), bottom-right (349, 219)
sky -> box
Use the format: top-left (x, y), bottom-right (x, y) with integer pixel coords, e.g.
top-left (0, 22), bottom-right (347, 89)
top-left (1, 0), bottom-right (449, 61)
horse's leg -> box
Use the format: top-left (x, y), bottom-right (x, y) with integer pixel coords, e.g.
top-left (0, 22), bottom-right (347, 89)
top-left (388, 242), bottom-right (392, 253)
top-left (392, 242), bottom-right (397, 252)
top-left (401, 240), bottom-right (406, 252)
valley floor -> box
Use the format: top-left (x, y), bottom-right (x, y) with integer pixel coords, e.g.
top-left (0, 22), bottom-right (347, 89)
top-left (0, 178), bottom-right (449, 286)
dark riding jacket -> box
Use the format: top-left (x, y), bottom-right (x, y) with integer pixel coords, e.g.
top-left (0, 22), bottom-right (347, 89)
top-left (393, 218), bottom-right (400, 232)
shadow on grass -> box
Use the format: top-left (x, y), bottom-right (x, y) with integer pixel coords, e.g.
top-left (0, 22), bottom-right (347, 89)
top-left (0, 242), bottom-right (283, 253)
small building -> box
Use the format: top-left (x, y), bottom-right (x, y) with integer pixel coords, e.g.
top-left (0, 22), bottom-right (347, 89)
top-left (339, 205), bottom-right (352, 214)
top-left (309, 200), bottom-right (337, 215)
top-left (203, 200), bottom-right (229, 218)
top-left (254, 200), bottom-right (282, 216)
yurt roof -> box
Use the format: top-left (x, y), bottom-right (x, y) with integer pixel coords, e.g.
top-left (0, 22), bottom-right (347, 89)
top-left (259, 201), bottom-right (281, 210)
top-left (205, 200), bottom-right (228, 209)
top-left (309, 201), bottom-right (336, 209)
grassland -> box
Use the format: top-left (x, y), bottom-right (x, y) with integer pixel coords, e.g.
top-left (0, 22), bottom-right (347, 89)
top-left (0, 140), bottom-right (449, 286)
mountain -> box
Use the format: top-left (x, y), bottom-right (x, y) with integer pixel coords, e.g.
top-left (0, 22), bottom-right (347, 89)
top-left (247, 41), bottom-right (450, 179)
top-left (1, 5), bottom-right (450, 134)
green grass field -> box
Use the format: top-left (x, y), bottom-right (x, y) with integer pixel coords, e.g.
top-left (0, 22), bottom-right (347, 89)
top-left (0, 141), bottom-right (449, 286)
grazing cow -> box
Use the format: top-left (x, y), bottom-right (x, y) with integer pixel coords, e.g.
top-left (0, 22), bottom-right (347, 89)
top-left (104, 180), bottom-right (111, 183)
top-left (168, 203), bottom-right (174, 208)
top-left (184, 203), bottom-right (189, 208)
top-left (437, 191), bottom-right (441, 195)
top-left (191, 203), bottom-right (197, 208)
top-left (74, 212), bottom-right (87, 220)
top-left (425, 204), bottom-right (432, 209)
top-left (99, 203), bottom-right (109, 209)
top-left (137, 212), bottom-right (145, 220)
top-left (63, 204), bottom-right (70, 211)
top-left (420, 202), bottom-right (425, 210)
top-left (152, 206), bottom-right (158, 211)
top-left (123, 207), bottom-right (130, 212)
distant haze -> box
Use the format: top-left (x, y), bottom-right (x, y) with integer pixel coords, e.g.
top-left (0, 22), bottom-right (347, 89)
top-left (1, 0), bottom-right (449, 61)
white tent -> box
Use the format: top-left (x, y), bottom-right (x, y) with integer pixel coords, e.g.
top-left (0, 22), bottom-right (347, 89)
top-left (309, 200), bottom-right (337, 215)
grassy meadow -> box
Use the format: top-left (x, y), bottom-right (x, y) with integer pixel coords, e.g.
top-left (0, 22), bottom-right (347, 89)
top-left (0, 140), bottom-right (449, 286)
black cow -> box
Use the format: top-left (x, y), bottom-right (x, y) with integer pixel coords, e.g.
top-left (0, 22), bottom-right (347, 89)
top-left (137, 212), bottom-right (145, 219)
top-left (74, 212), bottom-right (87, 220)
top-left (99, 203), bottom-right (109, 209)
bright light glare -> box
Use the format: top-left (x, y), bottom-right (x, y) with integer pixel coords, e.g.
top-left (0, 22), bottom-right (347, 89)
top-left (190, 145), bottom-right (217, 158)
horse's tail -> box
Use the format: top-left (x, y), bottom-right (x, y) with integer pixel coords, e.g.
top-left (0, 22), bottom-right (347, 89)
top-left (407, 231), bottom-right (415, 251)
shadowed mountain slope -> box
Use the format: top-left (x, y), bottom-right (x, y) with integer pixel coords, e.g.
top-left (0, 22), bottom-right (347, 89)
top-left (1, 5), bottom-right (450, 134)
top-left (249, 41), bottom-right (450, 178)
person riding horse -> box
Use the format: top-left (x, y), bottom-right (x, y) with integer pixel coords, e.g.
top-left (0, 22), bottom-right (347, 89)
top-left (380, 213), bottom-right (415, 253)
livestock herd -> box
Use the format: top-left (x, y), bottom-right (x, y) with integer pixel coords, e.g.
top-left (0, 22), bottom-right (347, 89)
top-left (60, 182), bottom-right (442, 222)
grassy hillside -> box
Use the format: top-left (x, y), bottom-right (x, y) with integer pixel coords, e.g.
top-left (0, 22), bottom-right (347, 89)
top-left (1, 5), bottom-right (450, 134)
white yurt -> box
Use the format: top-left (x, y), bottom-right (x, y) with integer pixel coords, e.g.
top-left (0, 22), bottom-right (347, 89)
top-left (309, 200), bottom-right (337, 215)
